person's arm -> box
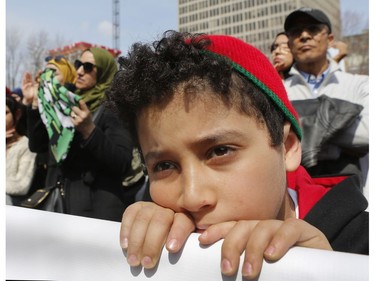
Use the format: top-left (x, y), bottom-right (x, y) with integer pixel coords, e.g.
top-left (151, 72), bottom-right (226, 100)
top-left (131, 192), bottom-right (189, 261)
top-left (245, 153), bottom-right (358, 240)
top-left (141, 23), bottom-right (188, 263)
top-left (21, 72), bottom-right (39, 107)
top-left (331, 41), bottom-right (349, 64)
top-left (22, 71), bottom-right (50, 153)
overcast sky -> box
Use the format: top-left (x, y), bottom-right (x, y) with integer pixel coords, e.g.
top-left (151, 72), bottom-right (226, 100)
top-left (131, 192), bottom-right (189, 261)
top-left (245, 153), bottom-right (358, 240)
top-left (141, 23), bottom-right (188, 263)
top-left (5, 0), bottom-right (178, 54)
top-left (5, 0), bottom-right (369, 54)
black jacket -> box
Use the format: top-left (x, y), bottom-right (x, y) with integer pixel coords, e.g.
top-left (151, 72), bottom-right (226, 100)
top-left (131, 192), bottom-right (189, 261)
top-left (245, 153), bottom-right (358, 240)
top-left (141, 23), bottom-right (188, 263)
top-left (304, 175), bottom-right (369, 255)
top-left (289, 166), bottom-right (368, 255)
top-left (27, 106), bottom-right (135, 221)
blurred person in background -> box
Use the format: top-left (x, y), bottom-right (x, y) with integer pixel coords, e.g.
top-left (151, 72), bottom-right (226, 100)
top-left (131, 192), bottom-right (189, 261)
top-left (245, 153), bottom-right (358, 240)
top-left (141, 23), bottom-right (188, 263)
top-left (23, 49), bottom-right (137, 221)
top-left (271, 32), bottom-right (349, 80)
top-left (6, 92), bottom-right (36, 206)
top-left (271, 32), bottom-right (294, 80)
top-left (283, 8), bottom-right (368, 198)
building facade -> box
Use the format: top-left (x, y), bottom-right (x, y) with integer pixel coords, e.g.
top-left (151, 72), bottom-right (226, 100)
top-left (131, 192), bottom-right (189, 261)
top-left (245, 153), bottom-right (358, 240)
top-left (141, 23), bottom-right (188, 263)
top-left (178, 0), bottom-right (341, 56)
top-left (342, 31), bottom-right (369, 75)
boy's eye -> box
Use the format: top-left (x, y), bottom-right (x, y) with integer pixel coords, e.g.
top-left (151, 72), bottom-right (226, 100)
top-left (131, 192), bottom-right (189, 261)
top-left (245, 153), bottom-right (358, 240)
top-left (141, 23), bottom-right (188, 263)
top-left (208, 146), bottom-right (233, 158)
top-left (153, 161), bottom-right (176, 173)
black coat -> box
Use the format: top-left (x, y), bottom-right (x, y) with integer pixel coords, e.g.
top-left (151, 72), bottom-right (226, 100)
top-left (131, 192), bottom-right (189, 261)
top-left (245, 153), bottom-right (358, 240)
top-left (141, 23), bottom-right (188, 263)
top-left (27, 106), bottom-right (135, 221)
top-left (304, 175), bottom-right (369, 255)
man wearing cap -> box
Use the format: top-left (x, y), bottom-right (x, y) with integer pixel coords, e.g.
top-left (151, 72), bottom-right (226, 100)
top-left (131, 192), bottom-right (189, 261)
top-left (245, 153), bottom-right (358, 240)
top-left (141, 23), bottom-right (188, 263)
top-left (283, 8), bottom-right (369, 195)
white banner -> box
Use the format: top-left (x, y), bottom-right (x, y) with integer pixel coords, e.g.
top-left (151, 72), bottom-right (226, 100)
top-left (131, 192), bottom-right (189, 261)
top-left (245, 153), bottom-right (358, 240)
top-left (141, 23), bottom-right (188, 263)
top-left (6, 206), bottom-right (369, 281)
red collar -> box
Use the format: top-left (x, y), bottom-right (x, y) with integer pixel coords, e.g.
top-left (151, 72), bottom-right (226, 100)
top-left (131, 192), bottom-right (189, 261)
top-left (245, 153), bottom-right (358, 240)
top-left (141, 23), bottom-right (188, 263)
top-left (287, 166), bottom-right (348, 218)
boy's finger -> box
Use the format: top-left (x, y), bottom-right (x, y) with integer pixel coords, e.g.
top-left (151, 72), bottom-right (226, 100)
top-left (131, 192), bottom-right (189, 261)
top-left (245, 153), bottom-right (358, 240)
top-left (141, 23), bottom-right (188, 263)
top-left (140, 208), bottom-right (175, 268)
top-left (198, 221), bottom-right (236, 245)
top-left (120, 202), bottom-right (145, 249)
top-left (126, 203), bottom-right (157, 266)
top-left (241, 220), bottom-right (282, 278)
top-left (220, 221), bottom-right (259, 277)
top-left (165, 212), bottom-right (195, 253)
top-left (264, 219), bottom-right (331, 261)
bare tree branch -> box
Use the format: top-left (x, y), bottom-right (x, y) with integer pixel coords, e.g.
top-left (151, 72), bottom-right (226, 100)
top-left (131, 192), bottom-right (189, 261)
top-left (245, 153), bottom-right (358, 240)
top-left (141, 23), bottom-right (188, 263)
top-left (26, 31), bottom-right (50, 77)
top-left (341, 10), bottom-right (362, 36)
top-left (6, 27), bottom-right (24, 89)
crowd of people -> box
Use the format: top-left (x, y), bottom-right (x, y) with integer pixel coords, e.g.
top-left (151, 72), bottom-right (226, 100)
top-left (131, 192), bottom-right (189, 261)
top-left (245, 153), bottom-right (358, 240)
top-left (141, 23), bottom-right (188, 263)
top-left (6, 7), bottom-right (368, 279)
top-left (271, 8), bottom-right (368, 199)
top-left (6, 47), bottom-right (146, 222)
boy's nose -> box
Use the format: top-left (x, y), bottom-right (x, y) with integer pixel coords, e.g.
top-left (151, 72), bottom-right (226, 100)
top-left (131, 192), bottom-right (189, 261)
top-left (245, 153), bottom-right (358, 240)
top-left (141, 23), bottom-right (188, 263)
top-left (179, 164), bottom-right (216, 213)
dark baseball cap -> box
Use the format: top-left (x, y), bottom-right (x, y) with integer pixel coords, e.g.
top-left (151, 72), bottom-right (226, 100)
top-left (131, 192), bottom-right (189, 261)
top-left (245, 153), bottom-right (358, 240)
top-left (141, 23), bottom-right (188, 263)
top-left (284, 8), bottom-right (332, 33)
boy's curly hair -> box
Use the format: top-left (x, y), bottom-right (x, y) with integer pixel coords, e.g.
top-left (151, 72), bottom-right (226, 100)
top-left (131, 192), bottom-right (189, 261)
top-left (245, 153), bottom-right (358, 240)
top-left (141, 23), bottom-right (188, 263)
top-left (106, 31), bottom-right (286, 146)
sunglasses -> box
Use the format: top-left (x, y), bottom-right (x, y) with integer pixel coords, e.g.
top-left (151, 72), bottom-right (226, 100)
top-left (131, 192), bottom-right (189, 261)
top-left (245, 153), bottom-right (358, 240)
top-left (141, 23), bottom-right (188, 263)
top-left (74, 59), bottom-right (96, 73)
top-left (286, 24), bottom-right (328, 38)
top-left (45, 55), bottom-right (66, 62)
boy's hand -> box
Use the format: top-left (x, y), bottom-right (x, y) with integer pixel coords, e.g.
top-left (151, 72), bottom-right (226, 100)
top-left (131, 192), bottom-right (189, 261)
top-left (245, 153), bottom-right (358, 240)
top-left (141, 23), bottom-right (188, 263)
top-left (120, 201), bottom-right (195, 269)
top-left (199, 218), bottom-right (331, 279)
top-left (121, 205), bottom-right (331, 279)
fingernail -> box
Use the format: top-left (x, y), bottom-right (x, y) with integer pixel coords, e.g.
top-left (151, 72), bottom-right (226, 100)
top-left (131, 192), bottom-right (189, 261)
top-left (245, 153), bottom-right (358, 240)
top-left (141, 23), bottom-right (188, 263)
top-left (265, 245), bottom-right (276, 257)
top-left (199, 231), bottom-right (208, 240)
top-left (167, 239), bottom-right (178, 251)
top-left (127, 254), bottom-right (138, 266)
top-left (141, 256), bottom-right (153, 268)
top-left (242, 262), bottom-right (253, 277)
top-left (221, 258), bottom-right (232, 274)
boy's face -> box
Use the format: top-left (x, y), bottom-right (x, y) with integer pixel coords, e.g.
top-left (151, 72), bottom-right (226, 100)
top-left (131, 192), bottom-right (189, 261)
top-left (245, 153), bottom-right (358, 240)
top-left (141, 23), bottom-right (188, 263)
top-left (137, 91), bottom-right (296, 231)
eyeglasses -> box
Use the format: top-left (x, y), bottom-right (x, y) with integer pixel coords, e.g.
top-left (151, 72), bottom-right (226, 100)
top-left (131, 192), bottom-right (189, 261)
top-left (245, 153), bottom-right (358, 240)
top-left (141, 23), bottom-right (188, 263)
top-left (45, 55), bottom-right (66, 62)
top-left (286, 24), bottom-right (328, 38)
top-left (74, 60), bottom-right (96, 73)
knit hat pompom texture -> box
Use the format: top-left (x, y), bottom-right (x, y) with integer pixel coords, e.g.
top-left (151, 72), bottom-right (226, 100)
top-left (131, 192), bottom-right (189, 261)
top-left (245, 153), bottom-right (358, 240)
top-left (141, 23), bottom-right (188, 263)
top-left (203, 35), bottom-right (302, 140)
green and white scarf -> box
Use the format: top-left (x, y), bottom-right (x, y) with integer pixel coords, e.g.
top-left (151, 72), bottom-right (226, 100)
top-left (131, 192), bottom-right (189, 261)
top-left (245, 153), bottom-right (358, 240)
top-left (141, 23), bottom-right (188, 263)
top-left (37, 69), bottom-right (81, 164)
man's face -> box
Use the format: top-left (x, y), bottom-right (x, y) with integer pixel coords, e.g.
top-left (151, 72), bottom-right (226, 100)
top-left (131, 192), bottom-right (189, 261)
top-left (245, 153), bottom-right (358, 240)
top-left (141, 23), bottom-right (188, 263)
top-left (137, 91), bottom-right (292, 231)
top-left (287, 18), bottom-right (333, 65)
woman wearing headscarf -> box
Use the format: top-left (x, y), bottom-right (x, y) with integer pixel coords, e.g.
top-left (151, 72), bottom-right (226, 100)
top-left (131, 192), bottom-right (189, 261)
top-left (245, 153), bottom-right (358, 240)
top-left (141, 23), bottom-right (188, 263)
top-left (25, 49), bottom-right (135, 221)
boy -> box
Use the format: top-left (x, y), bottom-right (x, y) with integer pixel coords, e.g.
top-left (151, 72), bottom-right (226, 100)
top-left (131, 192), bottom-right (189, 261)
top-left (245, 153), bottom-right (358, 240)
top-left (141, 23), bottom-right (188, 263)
top-left (107, 31), bottom-right (368, 279)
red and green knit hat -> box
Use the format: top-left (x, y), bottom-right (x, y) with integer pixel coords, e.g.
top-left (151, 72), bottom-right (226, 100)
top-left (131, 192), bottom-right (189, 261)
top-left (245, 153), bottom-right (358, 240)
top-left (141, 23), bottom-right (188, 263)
top-left (201, 35), bottom-right (302, 140)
